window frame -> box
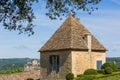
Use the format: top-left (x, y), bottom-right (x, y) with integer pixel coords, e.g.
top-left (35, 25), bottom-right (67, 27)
top-left (49, 55), bottom-right (60, 73)
top-left (96, 60), bottom-right (102, 70)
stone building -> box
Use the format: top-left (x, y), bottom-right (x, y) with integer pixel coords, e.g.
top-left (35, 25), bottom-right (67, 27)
top-left (39, 13), bottom-right (107, 80)
top-left (24, 60), bottom-right (40, 71)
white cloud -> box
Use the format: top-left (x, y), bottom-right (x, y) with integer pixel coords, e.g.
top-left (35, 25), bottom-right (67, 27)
top-left (13, 45), bottom-right (29, 50)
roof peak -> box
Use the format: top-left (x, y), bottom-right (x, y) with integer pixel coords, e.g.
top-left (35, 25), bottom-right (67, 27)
top-left (70, 11), bottom-right (74, 16)
top-left (69, 11), bottom-right (75, 19)
top-left (67, 12), bottom-right (83, 26)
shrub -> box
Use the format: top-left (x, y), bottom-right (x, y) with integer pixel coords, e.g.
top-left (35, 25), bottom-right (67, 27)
top-left (97, 69), bottom-right (105, 74)
top-left (76, 75), bottom-right (96, 80)
top-left (84, 69), bottom-right (98, 75)
top-left (77, 74), bottom-right (83, 77)
top-left (65, 73), bottom-right (74, 80)
top-left (115, 69), bottom-right (120, 72)
top-left (0, 68), bottom-right (24, 74)
top-left (26, 78), bottom-right (34, 80)
top-left (104, 67), bottom-right (113, 74)
top-left (101, 62), bottom-right (117, 71)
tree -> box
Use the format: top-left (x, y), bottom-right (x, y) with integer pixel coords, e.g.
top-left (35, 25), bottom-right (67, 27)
top-left (0, 0), bottom-right (101, 36)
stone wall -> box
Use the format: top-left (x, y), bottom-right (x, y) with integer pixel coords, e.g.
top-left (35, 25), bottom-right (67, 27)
top-left (40, 50), bottom-right (106, 79)
top-left (71, 51), bottom-right (89, 76)
top-left (40, 50), bottom-right (72, 80)
top-left (0, 70), bottom-right (40, 80)
top-left (71, 51), bottom-right (106, 77)
top-left (91, 52), bottom-right (106, 69)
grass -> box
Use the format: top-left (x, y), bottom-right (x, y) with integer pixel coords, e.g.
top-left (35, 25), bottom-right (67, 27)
top-left (56, 72), bottom-right (120, 80)
top-left (75, 72), bottom-right (120, 80)
top-left (94, 72), bottom-right (120, 80)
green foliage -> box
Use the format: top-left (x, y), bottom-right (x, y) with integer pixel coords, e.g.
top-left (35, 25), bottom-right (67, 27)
top-left (77, 74), bottom-right (83, 77)
top-left (0, 0), bottom-right (101, 35)
top-left (114, 69), bottom-right (120, 72)
top-left (0, 0), bottom-right (38, 35)
top-left (104, 67), bottom-right (113, 74)
top-left (84, 69), bottom-right (98, 75)
top-left (26, 78), bottom-right (34, 80)
top-left (76, 75), bottom-right (96, 80)
top-left (46, 0), bottom-right (101, 19)
top-left (97, 69), bottom-right (105, 74)
top-left (101, 62), bottom-right (117, 71)
top-left (106, 57), bottom-right (120, 69)
top-left (65, 73), bottom-right (74, 80)
top-left (0, 68), bottom-right (24, 74)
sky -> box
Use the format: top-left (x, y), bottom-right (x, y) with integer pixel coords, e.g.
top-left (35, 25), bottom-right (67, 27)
top-left (0, 0), bottom-right (120, 59)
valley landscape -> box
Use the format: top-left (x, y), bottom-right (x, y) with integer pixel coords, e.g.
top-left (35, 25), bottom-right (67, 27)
top-left (0, 57), bottom-right (120, 80)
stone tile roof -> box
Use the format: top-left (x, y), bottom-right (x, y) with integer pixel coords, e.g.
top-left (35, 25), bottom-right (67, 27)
top-left (39, 14), bottom-right (106, 52)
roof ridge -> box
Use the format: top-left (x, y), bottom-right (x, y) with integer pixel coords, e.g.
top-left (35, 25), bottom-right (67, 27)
top-left (70, 15), bottom-right (88, 49)
top-left (68, 13), bottom-right (73, 48)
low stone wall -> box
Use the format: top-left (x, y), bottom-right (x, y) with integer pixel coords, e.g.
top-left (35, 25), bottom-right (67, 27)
top-left (0, 70), bottom-right (40, 80)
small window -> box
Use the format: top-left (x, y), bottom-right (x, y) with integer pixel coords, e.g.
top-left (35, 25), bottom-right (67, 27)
top-left (49, 55), bottom-right (60, 72)
top-left (97, 60), bottom-right (102, 70)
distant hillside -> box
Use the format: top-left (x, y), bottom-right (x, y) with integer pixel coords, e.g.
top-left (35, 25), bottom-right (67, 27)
top-left (0, 57), bottom-right (120, 71)
top-left (0, 58), bottom-right (40, 71)
top-left (106, 57), bottom-right (120, 69)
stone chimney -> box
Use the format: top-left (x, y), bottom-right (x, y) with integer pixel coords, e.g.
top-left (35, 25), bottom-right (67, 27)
top-left (83, 33), bottom-right (92, 51)
top-left (84, 33), bottom-right (92, 68)
top-left (87, 34), bottom-right (92, 53)
top-left (87, 34), bottom-right (92, 68)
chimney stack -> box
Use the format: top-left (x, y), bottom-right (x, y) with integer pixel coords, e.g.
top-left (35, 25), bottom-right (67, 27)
top-left (84, 33), bottom-right (92, 68)
top-left (87, 34), bottom-right (91, 53)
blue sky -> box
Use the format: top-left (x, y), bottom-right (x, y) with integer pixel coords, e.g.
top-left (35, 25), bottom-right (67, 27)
top-left (0, 0), bottom-right (120, 58)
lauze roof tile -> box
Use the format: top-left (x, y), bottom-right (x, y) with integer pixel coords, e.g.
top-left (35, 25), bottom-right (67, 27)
top-left (39, 13), bottom-right (106, 52)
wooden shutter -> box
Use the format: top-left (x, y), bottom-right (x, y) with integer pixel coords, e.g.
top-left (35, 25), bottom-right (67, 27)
top-left (49, 56), bottom-right (52, 72)
top-left (56, 55), bottom-right (59, 72)
top-left (97, 60), bottom-right (102, 70)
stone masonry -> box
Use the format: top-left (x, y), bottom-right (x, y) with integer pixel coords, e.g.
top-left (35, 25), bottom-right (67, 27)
top-left (71, 51), bottom-right (106, 76)
top-left (40, 50), bottom-right (72, 80)
top-left (0, 70), bottom-right (40, 80)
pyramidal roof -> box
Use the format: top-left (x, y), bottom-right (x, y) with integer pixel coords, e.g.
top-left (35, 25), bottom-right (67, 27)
top-left (39, 13), bottom-right (106, 52)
